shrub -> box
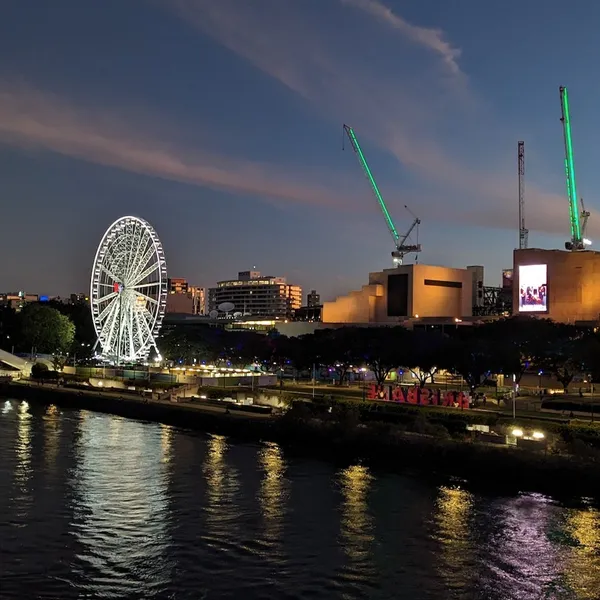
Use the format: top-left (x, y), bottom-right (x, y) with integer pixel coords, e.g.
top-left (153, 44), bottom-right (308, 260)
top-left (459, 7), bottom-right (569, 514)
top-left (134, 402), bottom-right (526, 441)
top-left (31, 363), bottom-right (49, 379)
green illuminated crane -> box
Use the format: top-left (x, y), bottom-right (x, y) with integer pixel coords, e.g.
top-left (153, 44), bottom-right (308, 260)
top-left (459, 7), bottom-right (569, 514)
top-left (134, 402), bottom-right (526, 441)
top-left (560, 86), bottom-right (590, 250)
top-left (343, 124), bottom-right (421, 265)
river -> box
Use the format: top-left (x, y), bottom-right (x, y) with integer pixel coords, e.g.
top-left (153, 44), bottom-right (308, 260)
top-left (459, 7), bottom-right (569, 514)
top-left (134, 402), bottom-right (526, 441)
top-left (0, 398), bottom-right (599, 599)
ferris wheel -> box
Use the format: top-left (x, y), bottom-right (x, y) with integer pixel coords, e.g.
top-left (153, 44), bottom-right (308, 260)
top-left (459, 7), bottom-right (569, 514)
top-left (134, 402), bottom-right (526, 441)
top-left (90, 216), bottom-right (167, 364)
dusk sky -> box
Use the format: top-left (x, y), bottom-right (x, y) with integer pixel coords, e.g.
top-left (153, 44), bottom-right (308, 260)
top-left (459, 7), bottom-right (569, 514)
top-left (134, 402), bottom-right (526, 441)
top-left (2, 0), bottom-right (600, 300)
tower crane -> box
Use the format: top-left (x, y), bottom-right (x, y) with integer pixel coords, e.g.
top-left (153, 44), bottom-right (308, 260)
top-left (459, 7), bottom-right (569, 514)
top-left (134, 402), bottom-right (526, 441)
top-left (559, 86), bottom-right (591, 250)
top-left (343, 124), bottom-right (421, 265)
top-left (518, 141), bottom-right (528, 249)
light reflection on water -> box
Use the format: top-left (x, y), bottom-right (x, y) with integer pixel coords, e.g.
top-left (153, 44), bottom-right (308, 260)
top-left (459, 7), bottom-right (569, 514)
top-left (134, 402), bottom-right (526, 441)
top-left (258, 441), bottom-right (287, 549)
top-left (70, 410), bottom-right (174, 598)
top-left (14, 400), bottom-right (32, 518)
top-left (1, 402), bottom-right (600, 599)
top-left (434, 485), bottom-right (474, 593)
top-left (562, 507), bottom-right (600, 598)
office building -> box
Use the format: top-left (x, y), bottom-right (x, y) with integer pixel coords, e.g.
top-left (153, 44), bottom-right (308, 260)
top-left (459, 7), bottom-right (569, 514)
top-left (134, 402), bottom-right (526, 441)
top-left (307, 290), bottom-right (321, 307)
top-left (208, 270), bottom-right (302, 318)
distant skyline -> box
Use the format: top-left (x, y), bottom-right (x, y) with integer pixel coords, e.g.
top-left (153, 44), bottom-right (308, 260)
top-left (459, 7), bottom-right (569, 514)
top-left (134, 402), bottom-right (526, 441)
top-left (2, 0), bottom-right (600, 300)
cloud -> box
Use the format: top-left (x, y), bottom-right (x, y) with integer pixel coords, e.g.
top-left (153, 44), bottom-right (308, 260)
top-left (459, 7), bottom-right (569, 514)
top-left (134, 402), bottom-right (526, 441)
top-left (0, 82), bottom-right (355, 210)
top-left (167, 0), bottom-right (595, 239)
top-left (339, 0), bottom-right (462, 75)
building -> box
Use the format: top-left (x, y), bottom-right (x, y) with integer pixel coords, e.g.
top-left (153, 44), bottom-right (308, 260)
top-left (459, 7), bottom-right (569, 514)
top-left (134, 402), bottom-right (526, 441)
top-left (513, 248), bottom-right (600, 324)
top-left (321, 264), bottom-right (473, 324)
top-left (208, 270), bottom-right (302, 318)
top-left (168, 278), bottom-right (189, 294)
top-left (69, 293), bottom-right (89, 304)
top-left (466, 265), bottom-right (484, 309)
top-left (307, 290), bottom-right (321, 308)
top-left (165, 279), bottom-right (206, 315)
top-left (0, 292), bottom-right (39, 311)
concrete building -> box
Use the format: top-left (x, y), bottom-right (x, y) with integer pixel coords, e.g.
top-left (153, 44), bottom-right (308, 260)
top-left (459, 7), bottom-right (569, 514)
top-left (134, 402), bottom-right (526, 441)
top-left (322, 264), bottom-right (473, 324)
top-left (307, 290), bottom-right (321, 307)
top-left (168, 278), bottom-right (189, 294)
top-left (166, 280), bottom-right (206, 315)
top-left (208, 270), bottom-right (302, 318)
top-left (513, 248), bottom-right (600, 324)
top-left (467, 265), bottom-right (484, 309)
top-left (0, 292), bottom-right (39, 311)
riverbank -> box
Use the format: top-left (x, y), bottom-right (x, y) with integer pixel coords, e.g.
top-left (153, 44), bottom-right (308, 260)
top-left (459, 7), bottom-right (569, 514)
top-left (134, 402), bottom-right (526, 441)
top-left (2, 381), bottom-right (599, 499)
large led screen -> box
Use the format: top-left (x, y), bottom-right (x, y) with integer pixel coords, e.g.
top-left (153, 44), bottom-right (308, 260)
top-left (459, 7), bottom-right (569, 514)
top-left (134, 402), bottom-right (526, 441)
top-left (518, 264), bottom-right (548, 312)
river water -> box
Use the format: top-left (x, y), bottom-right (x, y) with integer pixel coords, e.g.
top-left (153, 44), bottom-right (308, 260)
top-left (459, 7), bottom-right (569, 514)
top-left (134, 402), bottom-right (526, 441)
top-left (1, 399), bottom-right (599, 600)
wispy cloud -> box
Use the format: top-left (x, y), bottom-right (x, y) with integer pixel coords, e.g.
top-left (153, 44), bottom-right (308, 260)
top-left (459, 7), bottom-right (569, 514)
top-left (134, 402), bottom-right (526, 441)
top-left (0, 82), bottom-right (354, 210)
top-left (167, 0), bottom-right (591, 239)
top-left (339, 0), bottom-right (462, 75)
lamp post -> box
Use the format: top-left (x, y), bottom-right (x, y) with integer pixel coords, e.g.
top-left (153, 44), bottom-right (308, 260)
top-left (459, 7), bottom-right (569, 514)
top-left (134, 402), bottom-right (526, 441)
top-left (312, 363), bottom-right (316, 399)
top-left (512, 373), bottom-right (517, 420)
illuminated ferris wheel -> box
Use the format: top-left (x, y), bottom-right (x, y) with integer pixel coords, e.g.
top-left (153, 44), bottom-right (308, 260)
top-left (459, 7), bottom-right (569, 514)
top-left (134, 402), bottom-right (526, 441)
top-left (90, 216), bottom-right (167, 363)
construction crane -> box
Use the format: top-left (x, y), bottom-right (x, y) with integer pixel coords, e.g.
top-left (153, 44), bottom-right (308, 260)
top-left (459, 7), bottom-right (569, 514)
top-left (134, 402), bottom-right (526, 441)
top-left (343, 124), bottom-right (421, 265)
top-left (559, 86), bottom-right (591, 250)
top-left (518, 141), bottom-right (528, 249)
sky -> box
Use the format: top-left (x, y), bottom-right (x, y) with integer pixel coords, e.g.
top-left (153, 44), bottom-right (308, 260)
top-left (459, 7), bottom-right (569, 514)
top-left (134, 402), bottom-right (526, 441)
top-left (2, 0), bottom-right (600, 301)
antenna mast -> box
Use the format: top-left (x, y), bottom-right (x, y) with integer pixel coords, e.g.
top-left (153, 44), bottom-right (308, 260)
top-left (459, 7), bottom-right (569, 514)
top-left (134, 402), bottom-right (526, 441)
top-left (518, 141), bottom-right (528, 249)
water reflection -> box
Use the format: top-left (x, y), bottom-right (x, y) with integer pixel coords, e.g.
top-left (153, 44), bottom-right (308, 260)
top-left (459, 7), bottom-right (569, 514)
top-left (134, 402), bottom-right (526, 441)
top-left (71, 412), bottom-right (173, 598)
top-left (15, 401), bottom-right (32, 512)
top-left (258, 442), bottom-right (287, 548)
top-left (434, 485), bottom-right (474, 592)
top-left (486, 494), bottom-right (565, 599)
top-left (203, 434), bottom-right (240, 543)
top-left (562, 506), bottom-right (600, 598)
top-left (43, 404), bottom-right (61, 468)
top-left (338, 464), bottom-right (375, 591)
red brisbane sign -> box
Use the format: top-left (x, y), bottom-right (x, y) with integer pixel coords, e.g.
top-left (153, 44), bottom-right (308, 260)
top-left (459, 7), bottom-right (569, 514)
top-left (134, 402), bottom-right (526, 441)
top-left (367, 385), bottom-right (470, 409)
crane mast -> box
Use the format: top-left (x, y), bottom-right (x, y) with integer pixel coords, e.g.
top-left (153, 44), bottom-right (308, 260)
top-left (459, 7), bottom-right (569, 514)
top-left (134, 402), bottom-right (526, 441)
top-left (518, 141), bottom-right (528, 249)
top-left (559, 86), bottom-right (586, 250)
top-left (343, 124), bottom-right (421, 265)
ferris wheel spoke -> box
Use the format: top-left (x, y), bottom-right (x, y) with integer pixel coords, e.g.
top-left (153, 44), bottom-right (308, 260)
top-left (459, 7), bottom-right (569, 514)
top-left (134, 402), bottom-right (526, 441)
top-left (125, 227), bottom-right (148, 283)
top-left (97, 294), bottom-right (119, 322)
top-left (100, 297), bottom-right (121, 351)
top-left (131, 262), bottom-right (159, 287)
top-left (133, 282), bottom-right (160, 290)
top-left (101, 265), bottom-right (122, 284)
top-left (133, 290), bottom-right (158, 305)
top-left (128, 243), bottom-right (155, 284)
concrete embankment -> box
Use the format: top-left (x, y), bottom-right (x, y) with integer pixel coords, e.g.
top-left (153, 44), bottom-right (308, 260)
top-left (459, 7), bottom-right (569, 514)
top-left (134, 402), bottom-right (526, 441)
top-left (2, 381), bottom-right (600, 499)
top-left (0, 382), bottom-right (274, 441)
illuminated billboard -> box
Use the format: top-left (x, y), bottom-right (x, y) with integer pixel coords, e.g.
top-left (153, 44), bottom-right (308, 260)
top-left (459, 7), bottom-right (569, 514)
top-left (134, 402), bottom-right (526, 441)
top-left (518, 264), bottom-right (547, 312)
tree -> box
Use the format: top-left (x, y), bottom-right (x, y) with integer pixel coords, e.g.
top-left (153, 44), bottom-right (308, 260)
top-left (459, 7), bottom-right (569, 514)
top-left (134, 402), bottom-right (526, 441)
top-left (20, 304), bottom-right (75, 355)
top-left (356, 326), bottom-right (409, 386)
top-left (449, 334), bottom-right (495, 392)
top-left (480, 316), bottom-right (558, 383)
top-left (313, 328), bottom-right (363, 385)
top-left (540, 325), bottom-right (586, 392)
top-left (406, 330), bottom-right (449, 387)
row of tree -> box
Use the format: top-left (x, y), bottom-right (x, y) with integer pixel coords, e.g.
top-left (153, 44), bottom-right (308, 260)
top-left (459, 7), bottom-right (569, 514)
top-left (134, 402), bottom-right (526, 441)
top-left (0, 301), bottom-right (95, 366)
top-left (160, 316), bottom-right (600, 391)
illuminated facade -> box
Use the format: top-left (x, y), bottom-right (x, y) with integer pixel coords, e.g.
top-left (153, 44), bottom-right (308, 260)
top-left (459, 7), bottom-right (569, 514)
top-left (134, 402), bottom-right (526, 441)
top-left (168, 278), bottom-right (188, 294)
top-left (322, 265), bottom-right (473, 324)
top-left (166, 281), bottom-right (206, 315)
top-left (208, 271), bottom-right (302, 318)
top-left (513, 248), bottom-right (600, 323)
top-left (0, 292), bottom-right (39, 311)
